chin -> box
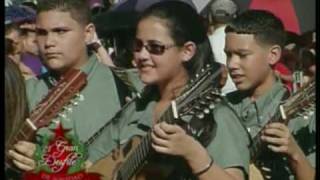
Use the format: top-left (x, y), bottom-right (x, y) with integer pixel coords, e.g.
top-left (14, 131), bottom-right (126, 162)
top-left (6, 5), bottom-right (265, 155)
top-left (141, 78), bottom-right (155, 86)
top-left (46, 63), bottom-right (67, 72)
top-left (235, 83), bottom-right (251, 91)
top-left (140, 76), bottom-right (157, 86)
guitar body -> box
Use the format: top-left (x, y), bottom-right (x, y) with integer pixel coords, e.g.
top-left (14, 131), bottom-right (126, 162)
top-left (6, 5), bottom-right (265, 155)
top-left (249, 164), bottom-right (263, 180)
top-left (87, 136), bottom-right (174, 180)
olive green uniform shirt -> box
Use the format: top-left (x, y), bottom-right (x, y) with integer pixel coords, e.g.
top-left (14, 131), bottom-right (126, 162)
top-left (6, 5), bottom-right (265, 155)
top-left (25, 55), bottom-right (122, 161)
top-left (224, 80), bottom-right (315, 179)
top-left (88, 89), bottom-right (250, 178)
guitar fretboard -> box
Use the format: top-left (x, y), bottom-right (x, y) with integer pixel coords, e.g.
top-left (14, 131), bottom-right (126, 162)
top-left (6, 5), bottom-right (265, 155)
top-left (250, 111), bottom-right (282, 160)
top-left (116, 103), bottom-right (176, 179)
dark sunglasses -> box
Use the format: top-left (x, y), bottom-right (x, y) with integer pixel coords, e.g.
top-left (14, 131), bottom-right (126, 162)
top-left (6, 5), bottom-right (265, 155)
top-left (132, 39), bottom-right (176, 55)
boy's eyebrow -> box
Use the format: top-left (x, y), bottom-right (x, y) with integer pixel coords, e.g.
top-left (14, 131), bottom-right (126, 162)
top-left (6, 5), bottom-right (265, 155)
top-left (35, 27), bottom-right (46, 33)
top-left (35, 26), bottom-right (70, 32)
top-left (224, 48), bottom-right (251, 53)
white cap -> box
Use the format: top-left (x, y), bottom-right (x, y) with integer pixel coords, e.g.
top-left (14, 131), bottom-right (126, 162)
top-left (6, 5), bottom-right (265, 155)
top-left (210, 0), bottom-right (238, 22)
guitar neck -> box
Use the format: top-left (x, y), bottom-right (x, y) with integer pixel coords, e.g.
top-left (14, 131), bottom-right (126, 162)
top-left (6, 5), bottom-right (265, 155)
top-left (250, 111), bottom-right (282, 161)
top-left (116, 102), bottom-right (178, 179)
top-left (117, 132), bottom-right (153, 179)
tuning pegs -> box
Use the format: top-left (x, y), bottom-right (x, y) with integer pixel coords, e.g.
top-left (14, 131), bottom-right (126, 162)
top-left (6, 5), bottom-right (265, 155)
top-left (215, 98), bottom-right (221, 103)
top-left (58, 113), bottom-right (67, 119)
top-left (70, 100), bottom-right (79, 106)
top-left (76, 93), bottom-right (85, 101)
top-left (209, 103), bottom-right (215, 110)
top-left (184, 110), bottom-right (195, 116)
top-left (193, 105), bottom-right (202, 111)
top-left (303, 115), bottom-right (309, 120)
top-left (302, 110), bottom-right (314, 120)
top-left (210, 90), bottom-right (219, 96)
top-left (63, 106), bottom-right (73, 112)
top-left (196, 112), bottom-right (205, 119)
top-left (203, 108), bottom-right (210, 114)
top-left (199, 100), bottom-right (207, 106)
top-left (57, 113), bottom-right (71, 121)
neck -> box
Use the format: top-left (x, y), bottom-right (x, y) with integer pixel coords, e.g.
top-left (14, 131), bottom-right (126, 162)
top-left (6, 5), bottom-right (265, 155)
top-left (158, 70), bottom-right (189, 102)
top-left (250, 72), bottom-right (276, 100)
top-left (55, 54), bottom-right (88, 77)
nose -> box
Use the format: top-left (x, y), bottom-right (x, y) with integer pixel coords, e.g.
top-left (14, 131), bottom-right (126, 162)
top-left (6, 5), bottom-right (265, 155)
top-left (226, 54), bottom-right (239, 71)
top-left (44, 33), bottom-right (56, 49)
top-left (133, 46), bottom-right (150, 63)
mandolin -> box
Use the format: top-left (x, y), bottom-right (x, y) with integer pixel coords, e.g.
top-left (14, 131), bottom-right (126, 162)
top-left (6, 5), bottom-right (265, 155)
top-left (5, 68), bottom-right (87, 175)
top-left (249, 79), bottom-right (315, 180)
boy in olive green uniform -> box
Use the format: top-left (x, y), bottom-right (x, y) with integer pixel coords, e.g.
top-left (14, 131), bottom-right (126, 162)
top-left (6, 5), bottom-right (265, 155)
top-left (8, 0), bottom-right (123, 172)
top-left (223, 10), bottom-right (315, 179)
top-left (26, 55), bottom-right (121, 145)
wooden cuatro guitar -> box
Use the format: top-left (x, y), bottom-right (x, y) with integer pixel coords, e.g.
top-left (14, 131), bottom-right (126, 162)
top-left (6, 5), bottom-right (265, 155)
top-left (249, 79), bottom-right (315, 180)
top-left (5, 69), bottom-right (87, 175)
top-left (87, 63), bottom-right (224, 180)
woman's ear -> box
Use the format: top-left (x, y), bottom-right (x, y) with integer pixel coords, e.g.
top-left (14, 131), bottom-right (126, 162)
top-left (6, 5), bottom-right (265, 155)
top-left (268, 45), bottom-right (282, 65)
top-left (180, 41), bottom-right (196, 62)
top-left (84, 23), bottom-right (96, 44)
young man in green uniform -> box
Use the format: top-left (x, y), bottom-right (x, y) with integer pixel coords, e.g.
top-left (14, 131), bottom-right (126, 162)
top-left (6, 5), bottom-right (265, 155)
top-left (223, 10), bottom-right (315, 179)
top-left (7, 0), bottom-right (123, 172)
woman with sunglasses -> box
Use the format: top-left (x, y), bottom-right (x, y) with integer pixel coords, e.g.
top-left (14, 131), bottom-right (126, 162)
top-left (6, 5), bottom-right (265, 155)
top-left (87, 1), bottom-right (250, 180)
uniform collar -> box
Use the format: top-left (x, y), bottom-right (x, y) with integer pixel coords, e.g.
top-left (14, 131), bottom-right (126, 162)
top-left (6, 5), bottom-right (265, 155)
top-left (241, 78), bottom-right (288, 116)
top-left (79, 54), bottom-right (98, 77)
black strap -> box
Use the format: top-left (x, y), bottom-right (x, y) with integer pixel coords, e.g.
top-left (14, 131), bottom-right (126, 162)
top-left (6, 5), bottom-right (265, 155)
top-left (111, 70), bottom-right (131, 107)
top-left (36, 72), bottom-right (57, 90)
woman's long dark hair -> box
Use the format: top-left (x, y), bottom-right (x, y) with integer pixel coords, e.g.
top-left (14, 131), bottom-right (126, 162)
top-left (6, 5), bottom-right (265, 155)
top-left (5, 57), bottom-right (29, 144)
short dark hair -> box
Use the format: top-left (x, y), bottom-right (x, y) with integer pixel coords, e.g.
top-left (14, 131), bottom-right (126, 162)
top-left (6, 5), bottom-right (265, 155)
top-left (138, 1), bottom-right (214, 77)
top-left (37, 0), bottom-right (91, 26)
top-left (225, 10), bottom-right (286, 47)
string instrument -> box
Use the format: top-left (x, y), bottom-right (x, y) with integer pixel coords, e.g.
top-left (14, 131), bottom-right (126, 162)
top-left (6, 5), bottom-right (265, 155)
top-left (249, 79), bottom-right (315, 179)
top-left (5, 69), bottom-right (87, 174)
top-left (88, 63), bottom-right (224, 180)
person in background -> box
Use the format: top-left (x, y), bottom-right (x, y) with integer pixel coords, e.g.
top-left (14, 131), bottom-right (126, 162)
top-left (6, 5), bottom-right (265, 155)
top-left (5, 35), bottom-right (35, 80)
top-left (272, 55), bottom-right (293, 93)
top-left (5, 4), bottom-right (46, 77)
top-left (207, 0), bottom-right (238, 95)
top-left (300, 48), bottom-right (315, 83)
top-left (224, 9), bottom-right (315, 180)
top-left (87, 29), bottom-right (115, 67)
top-left (299, 30), bottom-right (316, 84)
top-left (87, 1), bottom-right (249, 180)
